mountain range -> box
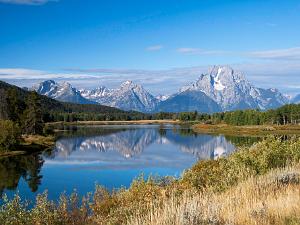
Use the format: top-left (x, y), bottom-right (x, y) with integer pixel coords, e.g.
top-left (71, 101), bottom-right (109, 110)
top-left (0, 80), bottom-right (125, 121)
top-left (32, 65), bottom-right (295, 113)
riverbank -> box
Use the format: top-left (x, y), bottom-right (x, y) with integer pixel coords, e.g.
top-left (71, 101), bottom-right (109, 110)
top-left (193, 123), bottom-right (300, 136)
top-left (1, 137), bottom-right (300, 225)
top-left (0, 135), bottom-right (55, 157)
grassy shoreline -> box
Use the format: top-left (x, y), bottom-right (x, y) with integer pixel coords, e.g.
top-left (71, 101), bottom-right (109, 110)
top-left (0, 135), bottom-right (55, 157)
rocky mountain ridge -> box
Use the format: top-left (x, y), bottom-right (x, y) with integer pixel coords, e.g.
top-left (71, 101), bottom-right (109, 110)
top-left (32, 66), bottom-right (290, 113)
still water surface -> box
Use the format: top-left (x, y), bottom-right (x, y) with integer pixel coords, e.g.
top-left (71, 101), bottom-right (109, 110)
top-left (1, 125), bottom-right (258, 202)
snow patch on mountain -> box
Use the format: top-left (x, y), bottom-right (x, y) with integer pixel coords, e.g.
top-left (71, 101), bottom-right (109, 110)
top-left (214, 67), bottom-right (226, 91)
top-left (81, 80), bottom-right (158, 112)
top-left (156, 94), bottom-right (170, 101)
top-left (33, 80), bottom-right (95, 104)
top-left (32, 65), bottom-right (290, 113)
top-left (182, 65), bottom-right (289, 111)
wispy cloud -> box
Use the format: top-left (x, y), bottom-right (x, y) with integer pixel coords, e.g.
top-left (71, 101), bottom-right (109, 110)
top-left (2, 61), bottom-right (300, 96)
top-left (63, 60), bottom-right (300, 95)
top-left (249, 47), bottom-right (300, 60)
top-left (146, 45), bottom-right (163, 51)
top-left (177, 48), bottom-right (230, 55)
top-left (177, 48), bottom-right (199, 54)
top-left (0, 68), bottom-right (96, 79)
top-left (176, 46), bottom-right (300, 62)
top-left (0, 0), bottom-right (57, 5)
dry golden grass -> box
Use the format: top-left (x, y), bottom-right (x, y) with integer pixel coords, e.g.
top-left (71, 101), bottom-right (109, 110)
top-left (128, 165), bottom-right (300, 225)
top-left (21, 134), bottom-right (55, 147)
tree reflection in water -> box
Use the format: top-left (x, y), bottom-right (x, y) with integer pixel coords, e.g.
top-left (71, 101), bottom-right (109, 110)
top-left (0, 154), bottom-right (44, 197)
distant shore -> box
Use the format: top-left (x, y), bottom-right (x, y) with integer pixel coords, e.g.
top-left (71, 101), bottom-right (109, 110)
top-left (46, 120), bottom-right (300, 136)
top-left (47, 119), bottom-right (180, 126)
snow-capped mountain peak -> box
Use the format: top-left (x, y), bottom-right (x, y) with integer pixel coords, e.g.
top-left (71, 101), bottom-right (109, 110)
top-left (156, 94), bottom-right (170, 102)
top-left (120, 80), bottom-right (134, 88)
top-left (32, 65), bottom-right (290, 113)
top-left (33, 80), bottom-right (96, 104)
top-left (80, 86), bottom-right (111, 100)
top-left (79, 80), bottom-right (158, 112)
top-left (179, 65), bottom-right (288, 111)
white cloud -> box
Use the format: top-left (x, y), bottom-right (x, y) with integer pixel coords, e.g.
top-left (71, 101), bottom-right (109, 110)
top-left (1, 63), bottom-right (300, 96)
top-left (177, 48), bottom-right (199, 54)
top-left (0, 68), bottom-right (97, 80)
top-left (0, 0), bottom-right (57, 5)
top-left (177, 48), bottom-right (230, 55)
top-left (249, 47), bottom-right (300, 60)
top-left (176, 46), bottom-right (300, 62)
top-left (146, 45), bottom-right (163, 51)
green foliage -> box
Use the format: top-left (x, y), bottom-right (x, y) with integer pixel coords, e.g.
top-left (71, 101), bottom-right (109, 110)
top-left (175, 104), bottom-right (300, 127)
top-left (0, 120), bottom-right (21, 150)
top-left (181, 137), bottom-right (300, 192)
top-left (23, 92), bottom-right (44, 135)
top-left (178, 111), bottom-right (198, 121)
top-left (0, 153), bottom-right (44, 195)
top-left (6, 88), bottom-right (25, 124)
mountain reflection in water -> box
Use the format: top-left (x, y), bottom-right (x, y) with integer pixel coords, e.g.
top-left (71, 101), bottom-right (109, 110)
top-left (1, 125), bottom-right (259, 201)
top-left (51, 126), bottom-right (236, 162)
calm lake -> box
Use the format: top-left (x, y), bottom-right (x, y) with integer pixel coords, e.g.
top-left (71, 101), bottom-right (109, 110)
top-left (1, 124), bottom-right (258, 202)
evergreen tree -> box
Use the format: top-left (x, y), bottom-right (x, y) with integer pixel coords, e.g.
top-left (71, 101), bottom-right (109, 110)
top-left (0, 89), bottom-right (9, 120)
top-left (23, 91), bottom-right (44, 135)
top-left (6, 88), bottom-right (24, 123)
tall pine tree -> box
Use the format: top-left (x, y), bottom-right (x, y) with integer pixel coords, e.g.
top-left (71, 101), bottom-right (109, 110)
top-left (23, 91), bottom-right (44, 135)
top-left (9, 89), bottom-right (25, 123)
top-left (0, 89), bottom-right (9, 120)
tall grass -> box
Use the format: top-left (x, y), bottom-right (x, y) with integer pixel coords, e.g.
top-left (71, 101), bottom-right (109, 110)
top-left (1, 137), bottom-right (300, 225)
top-left (129, 166), bottom-right (300, 225)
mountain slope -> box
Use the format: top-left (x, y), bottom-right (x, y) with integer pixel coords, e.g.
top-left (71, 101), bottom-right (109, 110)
top-left (177, 66), bottom-right (288, 112)
top-left (256, 88), bottom-right (289, 109)
top-left (81, 81), bottom-right (158, 112)
top-left (0, 80), bottom-right (125, 121)
top-left (292, 94), bottom-right (300, 104)
top-left (33, 80), bottom-right (96, 104)
top-left (158, 90), bottom-right (221, 113)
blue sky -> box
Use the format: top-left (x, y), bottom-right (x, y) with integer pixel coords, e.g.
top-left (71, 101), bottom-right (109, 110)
top-left (0, 0), bottom-right (300, 95)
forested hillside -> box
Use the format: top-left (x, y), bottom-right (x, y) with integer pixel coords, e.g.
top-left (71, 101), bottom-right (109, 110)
top-left (0, 81), bottom-right (147, 122)
top-left (178, 104), bottom-right (300, 126)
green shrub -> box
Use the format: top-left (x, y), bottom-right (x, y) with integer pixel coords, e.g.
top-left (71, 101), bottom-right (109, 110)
top-left (181, 137), bottom-right (300, 192)
top-left (0, 120), bottom-right (21, 150)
